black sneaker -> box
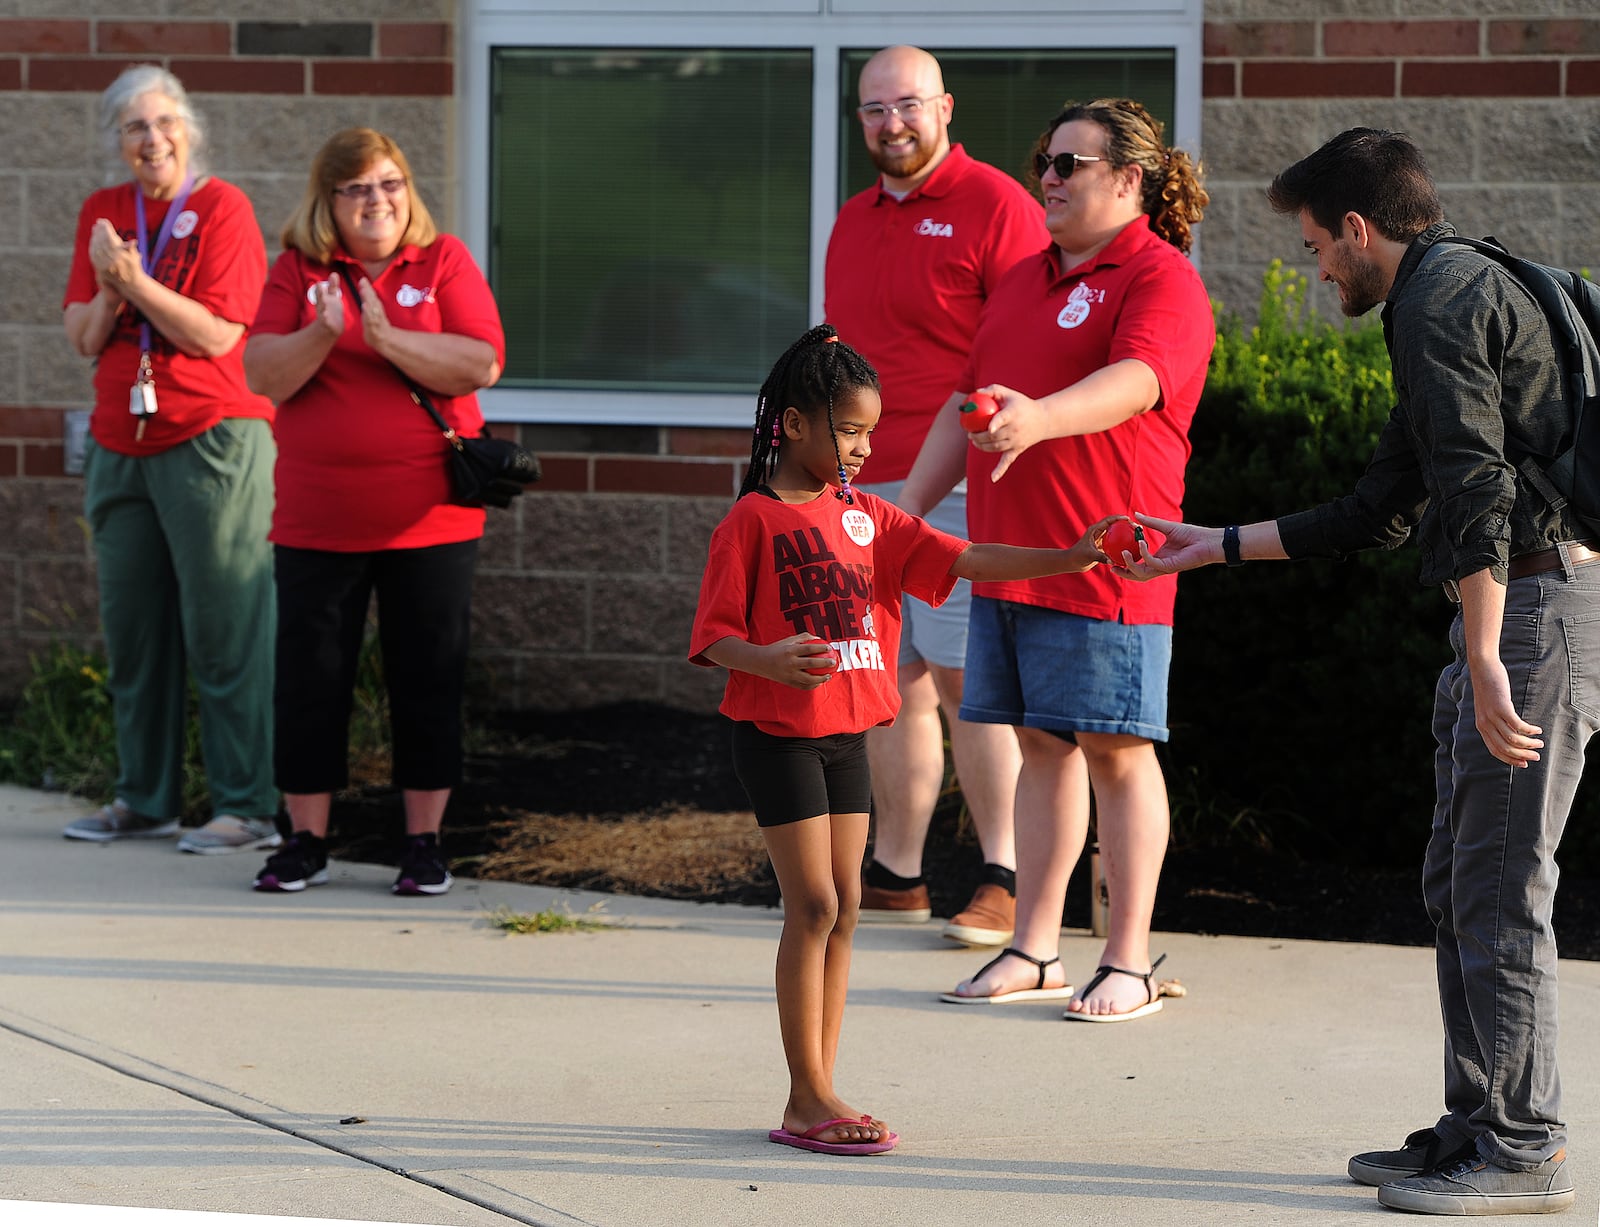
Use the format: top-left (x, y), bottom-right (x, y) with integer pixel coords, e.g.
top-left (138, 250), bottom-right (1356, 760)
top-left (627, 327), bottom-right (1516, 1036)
top-left (1348, 1126), bottom-right (1476, 1187)
top-left (253, 832), bottom-right (330, 893)
top-left (393, 833), bottom-right (453, 896)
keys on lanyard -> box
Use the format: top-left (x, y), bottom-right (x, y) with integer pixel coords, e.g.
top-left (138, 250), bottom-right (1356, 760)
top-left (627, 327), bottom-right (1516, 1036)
top-left (129, 175), bottom-right (194, 440)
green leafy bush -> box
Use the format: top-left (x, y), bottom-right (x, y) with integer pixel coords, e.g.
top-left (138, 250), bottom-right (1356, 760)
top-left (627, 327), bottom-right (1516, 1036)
top-left (0, 630), bottom-right (393, 817)
top-left (1168, 262), bottom-right (1599, 873)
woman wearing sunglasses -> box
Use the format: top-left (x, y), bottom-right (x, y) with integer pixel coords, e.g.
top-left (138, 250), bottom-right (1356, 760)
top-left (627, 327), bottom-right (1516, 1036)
top-left (902, 99), bottom-right (1213, 1022)
top-left (244, 128), bottom-right (505, 897)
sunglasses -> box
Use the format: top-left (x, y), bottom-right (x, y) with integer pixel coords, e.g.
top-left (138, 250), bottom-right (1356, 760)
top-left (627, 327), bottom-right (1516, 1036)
top-left (1033, 151), bottom-right (1105, 179)
top-left (332, 178), bottom-right (407, 201)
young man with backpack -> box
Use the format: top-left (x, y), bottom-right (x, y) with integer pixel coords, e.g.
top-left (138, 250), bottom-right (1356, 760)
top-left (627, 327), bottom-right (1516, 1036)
top-left (1122, 128), bottom-right (1591, 1215)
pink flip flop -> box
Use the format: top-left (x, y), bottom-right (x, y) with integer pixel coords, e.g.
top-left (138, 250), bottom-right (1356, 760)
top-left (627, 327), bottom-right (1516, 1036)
top-left (768, 1114), bottom-right (898, 1155)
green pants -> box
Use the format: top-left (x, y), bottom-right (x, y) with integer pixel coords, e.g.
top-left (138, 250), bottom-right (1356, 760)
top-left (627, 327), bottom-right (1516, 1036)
top-left (83, 418), bottom-right (278, 819)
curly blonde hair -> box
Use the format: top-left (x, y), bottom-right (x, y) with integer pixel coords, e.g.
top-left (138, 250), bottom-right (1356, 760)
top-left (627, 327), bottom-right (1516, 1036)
top-left (1030, 98), bottom-right (1208, 254)
top-left (279, 128), bottom-right (439, 263)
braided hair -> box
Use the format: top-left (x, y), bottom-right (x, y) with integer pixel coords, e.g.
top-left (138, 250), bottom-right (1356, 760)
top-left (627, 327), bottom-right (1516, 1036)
top-left (739, 323), bottom-right (881, 503)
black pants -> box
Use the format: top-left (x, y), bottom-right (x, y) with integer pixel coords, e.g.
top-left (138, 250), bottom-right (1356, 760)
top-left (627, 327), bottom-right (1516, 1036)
top-left (273, 540), bottom-right (478, 793)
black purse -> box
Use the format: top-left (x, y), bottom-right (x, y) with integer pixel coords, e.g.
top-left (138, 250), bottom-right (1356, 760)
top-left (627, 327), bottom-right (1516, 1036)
top-left (335, 265), bottom-right (539, 509)
top-left (408, 383), bottom-right (541, 509)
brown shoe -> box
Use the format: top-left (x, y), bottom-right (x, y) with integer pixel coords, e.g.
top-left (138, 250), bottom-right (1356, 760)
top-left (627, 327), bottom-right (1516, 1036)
top-left (942, 882), bottom-right (1015, 947)
top-left (859, 879), bottom-right (931, 924)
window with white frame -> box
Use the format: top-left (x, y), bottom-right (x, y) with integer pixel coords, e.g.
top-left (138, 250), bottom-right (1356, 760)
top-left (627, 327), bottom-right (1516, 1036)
top-left (464, 4), bottom-right (1203, 426)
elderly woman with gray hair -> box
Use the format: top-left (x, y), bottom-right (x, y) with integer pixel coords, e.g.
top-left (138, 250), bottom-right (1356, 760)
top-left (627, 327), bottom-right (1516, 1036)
top-left (60, 64), bottom-right (280, 855)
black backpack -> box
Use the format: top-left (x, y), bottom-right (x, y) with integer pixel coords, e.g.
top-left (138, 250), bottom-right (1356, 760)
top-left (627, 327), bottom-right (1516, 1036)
top-left (1433, 235), bottom-right (1600, 539)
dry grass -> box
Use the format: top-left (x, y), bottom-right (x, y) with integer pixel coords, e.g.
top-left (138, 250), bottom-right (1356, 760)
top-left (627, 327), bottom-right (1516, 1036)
top-left (474, 805), bottom-right (773, 901)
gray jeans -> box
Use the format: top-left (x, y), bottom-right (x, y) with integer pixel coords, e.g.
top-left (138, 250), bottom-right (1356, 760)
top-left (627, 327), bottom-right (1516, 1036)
top-left (1425, 551), bottom-right (1600, 1168)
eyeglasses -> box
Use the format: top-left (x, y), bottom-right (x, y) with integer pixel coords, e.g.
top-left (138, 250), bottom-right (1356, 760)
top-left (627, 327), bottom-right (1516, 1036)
top-left (120, 114), bottom-right (182, 141)
top-left (1033, 151), bottom-right (1105, 179)
top-left (332, 178), bottom-right (408, 201)
top-left (857, 95), bottom-right (942, 126)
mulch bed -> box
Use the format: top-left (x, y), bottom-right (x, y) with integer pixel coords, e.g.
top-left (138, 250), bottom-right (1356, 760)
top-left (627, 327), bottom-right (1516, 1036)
top-left (324, 702), bottom-right (1600, 961)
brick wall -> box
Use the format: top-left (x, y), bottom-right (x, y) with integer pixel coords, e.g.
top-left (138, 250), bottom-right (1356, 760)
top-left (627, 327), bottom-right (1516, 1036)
top-left (1198, 5), bottom-right (1600, 321)
top-left (5, 3), bottom-right (1599, 714)
top-left (0, 5), bottom-right (453, 698)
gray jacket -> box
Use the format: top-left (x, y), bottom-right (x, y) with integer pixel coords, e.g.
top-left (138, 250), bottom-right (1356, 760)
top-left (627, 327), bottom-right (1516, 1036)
top-left (1276, 220), bottom-right (1588, 587)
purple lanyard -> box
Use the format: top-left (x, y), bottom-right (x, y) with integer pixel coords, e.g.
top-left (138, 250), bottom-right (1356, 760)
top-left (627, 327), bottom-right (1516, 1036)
top-left (133, 174), bottom-right (195, 354)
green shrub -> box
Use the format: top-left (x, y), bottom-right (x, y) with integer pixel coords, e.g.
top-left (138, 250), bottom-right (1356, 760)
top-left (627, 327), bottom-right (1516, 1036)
top-left (0, 629), bottom-right (393, 815)
top-left (1168, 262), bottom-right (1599, 873)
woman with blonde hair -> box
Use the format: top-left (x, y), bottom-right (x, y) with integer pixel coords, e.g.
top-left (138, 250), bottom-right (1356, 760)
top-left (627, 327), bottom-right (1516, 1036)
top-left (245, 128), bottom-right (505, 896)
top-left (903, 99), bottom-right (1214, 1021)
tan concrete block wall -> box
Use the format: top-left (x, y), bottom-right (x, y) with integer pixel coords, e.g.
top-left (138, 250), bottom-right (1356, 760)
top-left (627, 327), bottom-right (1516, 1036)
top-left (1199, 10), bottom-right (1600, 320)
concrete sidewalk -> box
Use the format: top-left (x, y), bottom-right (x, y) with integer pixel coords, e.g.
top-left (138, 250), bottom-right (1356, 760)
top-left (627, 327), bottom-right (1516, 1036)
top-left (1, 782), bottom-right (1595, 1226)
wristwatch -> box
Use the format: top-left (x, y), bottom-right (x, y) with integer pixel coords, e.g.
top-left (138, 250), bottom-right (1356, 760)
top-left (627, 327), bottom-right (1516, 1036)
top-left (1222, 524), bottom-right (1244, 567)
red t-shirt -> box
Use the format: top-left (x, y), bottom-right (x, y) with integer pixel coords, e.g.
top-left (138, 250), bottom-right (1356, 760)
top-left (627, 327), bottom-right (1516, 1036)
top-left (63, 178), bottom-right (273, 457)
top-left (824, 145), bottom-right (1048, 482)
top-left (689, 488), bottom-right (967, 738)
top-left (959, 216), bottom-right (1215, 625)
top-left (254, 236), bottom-right (507, 551)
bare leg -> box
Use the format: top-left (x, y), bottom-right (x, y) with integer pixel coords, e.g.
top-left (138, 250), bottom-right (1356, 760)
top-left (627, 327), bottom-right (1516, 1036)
top-left (934, 663), bottom-right (1020, 870)
top-left (947, 728), bottom-right (1087, 998)
top-left (864, 662), bottom-right (942, 877)
top-left (402, 788), bottom-right (449, 836)
top-left (764, 813), bottom-right (886, 1145)
top-left (1067, 733), bottom-right (1169, 1017)
top-left (283, 793), bottom-right (332, 838)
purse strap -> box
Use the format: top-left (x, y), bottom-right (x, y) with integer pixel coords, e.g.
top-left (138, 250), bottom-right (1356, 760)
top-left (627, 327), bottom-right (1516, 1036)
top-left (334, 264), bottom-right (463, 449)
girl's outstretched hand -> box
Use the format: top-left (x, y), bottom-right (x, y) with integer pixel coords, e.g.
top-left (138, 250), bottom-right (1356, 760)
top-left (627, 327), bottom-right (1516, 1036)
top-left (1076, 514), bottom-right (1128, 570)
top-left (763, 633), bottom-right (839, 690)
top-left (1118, 513), bottom-right (1216, 581)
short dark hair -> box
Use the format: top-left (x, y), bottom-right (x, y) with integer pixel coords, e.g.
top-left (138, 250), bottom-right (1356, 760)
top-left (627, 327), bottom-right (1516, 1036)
top-left (1266, 128), bottom-right (1442, 243)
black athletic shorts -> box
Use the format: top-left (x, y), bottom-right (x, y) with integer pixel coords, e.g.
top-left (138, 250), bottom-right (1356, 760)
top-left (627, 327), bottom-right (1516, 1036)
top-left (730, 722), bottom-right (872, 828)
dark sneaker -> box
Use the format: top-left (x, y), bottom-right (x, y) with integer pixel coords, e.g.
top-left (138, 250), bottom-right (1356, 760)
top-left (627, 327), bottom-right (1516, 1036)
top-left (393, 833), bottom-right (453, 896)
top-left (942, 882), bottom-right (1016, 946)
top-left (858, 879), bottom-right (931, 924)
top-left (1377, 1149), bottom-right (1575, 1215)
top-left (253, 832), bottom-right (329, 892)
top-left (63, 800), bottom-right (179, 842)
top-left (1349, 1127), bottom-right (1477, 1187)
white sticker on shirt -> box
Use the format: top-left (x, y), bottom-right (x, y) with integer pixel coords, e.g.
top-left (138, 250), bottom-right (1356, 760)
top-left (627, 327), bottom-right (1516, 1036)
top-left (171, 210), bottom-right (198, 239)
top-left (397, 284), bottom-right (436, 307)
top-left (841, 508), bottom-right (875, 546)
top-left (1056, 282), bottom-right (1105, 330)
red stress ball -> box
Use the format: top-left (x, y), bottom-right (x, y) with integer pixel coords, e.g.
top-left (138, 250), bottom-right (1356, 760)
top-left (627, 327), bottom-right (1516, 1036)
top-left (959, 391), bottom-right (1000, 432)
top-left (804, 643), bottom-right (840, 677)
top-left (1098, 519), bottom-right (1145, 567)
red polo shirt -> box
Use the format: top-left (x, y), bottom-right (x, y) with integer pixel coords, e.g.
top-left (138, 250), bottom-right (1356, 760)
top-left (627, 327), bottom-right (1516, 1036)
top-left (824, 145), bottom-right (1048, 482)
top-left (254, 234), bottom-right (506, 552)
top-left (64, 178), bottom-right (274, 457)
top-left (960, 215), bottom-right (1215, 625)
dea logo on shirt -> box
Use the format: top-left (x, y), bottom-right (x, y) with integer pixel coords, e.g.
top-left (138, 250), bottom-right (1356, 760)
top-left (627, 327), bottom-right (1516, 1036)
top-left (1057, 282), bottom-right (1106, 329)
top-left (841, 508), bottom-right (875, 546)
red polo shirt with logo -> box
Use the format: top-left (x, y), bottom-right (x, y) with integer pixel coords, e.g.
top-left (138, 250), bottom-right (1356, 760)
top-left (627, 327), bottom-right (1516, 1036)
top-left (64, 178), bottom-right (274, 457)
top-left (824, 145), bottom-right (1048, 482)
top-left (959, 215), bottom-right (1215, 625)
top-left (253, 234), bottom-right (506, 551)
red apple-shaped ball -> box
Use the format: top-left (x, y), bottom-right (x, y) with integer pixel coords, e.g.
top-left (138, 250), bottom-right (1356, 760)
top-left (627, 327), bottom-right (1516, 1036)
top-left (959, 391), bottom-right (1000, 432)
top-left (805, 644), bottom-right (839, 676)
top-left (1099, 519), bottom-right (1143, 567)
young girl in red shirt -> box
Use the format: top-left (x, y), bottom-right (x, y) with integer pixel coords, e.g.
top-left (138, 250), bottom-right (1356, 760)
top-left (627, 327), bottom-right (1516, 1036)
top-left (689, 324), bottom-right (1119, 1155)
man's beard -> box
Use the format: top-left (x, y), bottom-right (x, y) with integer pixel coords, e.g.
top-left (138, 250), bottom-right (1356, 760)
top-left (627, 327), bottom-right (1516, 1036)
top-left (870, 133), bottom-right (937, 181)
top-left (1335, 253), bottom-right (1387, 317)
